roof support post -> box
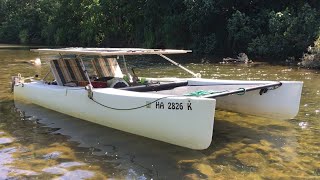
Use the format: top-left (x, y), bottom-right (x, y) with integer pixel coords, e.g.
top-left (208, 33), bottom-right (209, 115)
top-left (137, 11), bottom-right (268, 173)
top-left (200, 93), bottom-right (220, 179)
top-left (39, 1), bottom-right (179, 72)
top-left (121, 55), bottom-right (132, 83)
top-left (159, 54), bottom-right (201, 78)
top-left (77, 55), bottom-right (93, 98)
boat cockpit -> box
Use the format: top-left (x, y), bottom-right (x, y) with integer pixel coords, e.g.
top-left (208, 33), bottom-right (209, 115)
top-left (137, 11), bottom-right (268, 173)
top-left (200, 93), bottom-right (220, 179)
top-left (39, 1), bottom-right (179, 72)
top-left (47, 55), bottom-right (129, 88)
top-left (42, 53), bottom-right (189, 92)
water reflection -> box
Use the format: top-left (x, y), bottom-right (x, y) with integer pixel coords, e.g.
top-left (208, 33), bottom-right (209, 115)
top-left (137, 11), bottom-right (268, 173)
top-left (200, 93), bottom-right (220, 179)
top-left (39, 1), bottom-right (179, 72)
top-left (14, 101), bottom-right (205, 179)
top-left (0, 102), bottom-right (108, 179)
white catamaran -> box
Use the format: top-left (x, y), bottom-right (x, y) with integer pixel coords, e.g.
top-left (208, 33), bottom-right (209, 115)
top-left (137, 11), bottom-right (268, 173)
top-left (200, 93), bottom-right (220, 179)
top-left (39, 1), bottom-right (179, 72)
top-left (12, 48), bottom-right (303, 149)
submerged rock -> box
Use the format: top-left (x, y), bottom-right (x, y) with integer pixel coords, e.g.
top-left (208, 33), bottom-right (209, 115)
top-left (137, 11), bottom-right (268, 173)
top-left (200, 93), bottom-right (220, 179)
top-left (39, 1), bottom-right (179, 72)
top-left (24, 58), bottom-right (42, 66)
top-left (222, 53), bottom-right (253, 64)
top-left (235, 152), bottom-right (266, 167)
top-left (300, 51), bottom-right (320, 69)
top-left (43, 151), bottom-right (62, 160)
top-left (193, 163), bottom-right (215, 177)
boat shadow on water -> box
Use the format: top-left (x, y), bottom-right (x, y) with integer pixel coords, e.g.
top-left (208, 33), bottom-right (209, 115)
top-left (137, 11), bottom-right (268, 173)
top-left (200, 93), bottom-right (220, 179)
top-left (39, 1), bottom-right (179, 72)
top-left (5, 100), bottom-right (297, 179)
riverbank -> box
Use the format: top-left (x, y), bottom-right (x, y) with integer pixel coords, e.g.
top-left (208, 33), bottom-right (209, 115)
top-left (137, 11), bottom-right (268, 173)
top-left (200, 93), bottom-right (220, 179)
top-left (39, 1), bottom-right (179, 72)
top-left (2, 43), bottom-right (320, 71)
top-left (0, 44), bottom-right (52, 49)
top-left (300, 37), bottom-right (320, 69)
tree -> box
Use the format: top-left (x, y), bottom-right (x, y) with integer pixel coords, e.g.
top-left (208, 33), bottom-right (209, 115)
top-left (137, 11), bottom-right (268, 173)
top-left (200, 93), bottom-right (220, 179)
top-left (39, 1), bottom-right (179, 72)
top-left (227, 10), bottom-right (255, 53)
top-left (248, 4), bottom-right (320, 59)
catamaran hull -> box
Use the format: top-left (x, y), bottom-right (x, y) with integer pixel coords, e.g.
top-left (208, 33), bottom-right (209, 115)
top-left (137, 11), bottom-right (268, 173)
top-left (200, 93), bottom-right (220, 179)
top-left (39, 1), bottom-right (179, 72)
top-left (215, 82), bottom-right (302, 119)
top-left (14, 82), bottom-right (216, 150)
top-left (187, 79), bottom-right (303, 119)
top-left (13, 78), bottom-right (302, 149)
top-left (146, 78), bottom-right (303, 120)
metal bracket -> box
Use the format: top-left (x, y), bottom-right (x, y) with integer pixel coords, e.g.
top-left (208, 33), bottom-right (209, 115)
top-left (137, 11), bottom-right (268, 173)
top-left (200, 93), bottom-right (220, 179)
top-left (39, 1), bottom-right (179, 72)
top-left (259, 88), bottom-right (268, 95)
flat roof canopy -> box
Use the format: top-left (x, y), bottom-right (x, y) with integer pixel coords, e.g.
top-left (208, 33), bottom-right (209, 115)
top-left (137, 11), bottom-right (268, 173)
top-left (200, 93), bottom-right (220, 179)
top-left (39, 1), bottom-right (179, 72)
top-left (31, 48), bottom-right (192, 56)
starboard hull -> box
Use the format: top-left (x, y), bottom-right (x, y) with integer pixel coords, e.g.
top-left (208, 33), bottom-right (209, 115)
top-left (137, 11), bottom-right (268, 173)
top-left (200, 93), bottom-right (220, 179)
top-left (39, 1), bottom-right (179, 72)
top-left (187, 79), bottom-right (303, 120)
top-left (146, 78), bottom-right (303, 120)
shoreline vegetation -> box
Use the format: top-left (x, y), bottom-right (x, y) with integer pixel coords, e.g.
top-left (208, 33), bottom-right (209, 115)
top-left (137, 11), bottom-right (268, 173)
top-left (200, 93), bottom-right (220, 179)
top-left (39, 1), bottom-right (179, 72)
top-left (300, 37), bottom-right (320, 69)
top-left (0, 1), bottom-right (319, 68)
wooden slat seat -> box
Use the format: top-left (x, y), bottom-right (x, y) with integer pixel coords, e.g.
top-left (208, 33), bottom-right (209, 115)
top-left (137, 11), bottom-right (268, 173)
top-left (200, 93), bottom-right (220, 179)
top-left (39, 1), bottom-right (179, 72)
top-left (91, 57), bottom-right (123, 78)
top-left (50, 58), bottom-right (87, 86)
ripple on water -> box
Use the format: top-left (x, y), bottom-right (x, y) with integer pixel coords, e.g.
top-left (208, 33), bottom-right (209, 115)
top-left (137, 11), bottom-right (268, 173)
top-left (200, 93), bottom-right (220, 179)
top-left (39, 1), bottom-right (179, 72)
top-left (42, 161), bottom-right (87, 175)
top-left (10, 169), bottom-right (39, 177)
top-left (0, 147), bottom-right (16, 166)
top-left (299, 122), bottom-right (309, 129)
top-left (42, 167), bottom-right (67, 175)
top-left (126, 169), bottom-right (148, 180)
top-left (53, 170), bottom-right (95, 180)
top-left (58, 162), bottom-right (85, 168)
top-left (0, 147), bottom-right (38, 178)
top-left (0, 137), bottom-right (14, 145)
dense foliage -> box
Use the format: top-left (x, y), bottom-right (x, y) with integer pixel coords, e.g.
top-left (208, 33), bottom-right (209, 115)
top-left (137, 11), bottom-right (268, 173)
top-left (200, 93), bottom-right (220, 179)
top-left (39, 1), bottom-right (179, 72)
top-left (0, 0), bottom-right (319, 60)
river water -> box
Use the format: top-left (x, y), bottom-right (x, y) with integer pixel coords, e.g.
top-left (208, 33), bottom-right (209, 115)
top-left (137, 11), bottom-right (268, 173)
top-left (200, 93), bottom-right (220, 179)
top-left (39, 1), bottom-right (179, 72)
top-left (0, 45), bottom-right (319, 179)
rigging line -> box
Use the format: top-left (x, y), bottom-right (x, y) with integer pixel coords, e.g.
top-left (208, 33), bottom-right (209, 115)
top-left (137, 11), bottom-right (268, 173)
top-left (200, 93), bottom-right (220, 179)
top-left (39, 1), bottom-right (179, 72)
top-left (41, 70), bottom-right (51, 81)
top-left (90, 94), bottom-right (174, 111)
